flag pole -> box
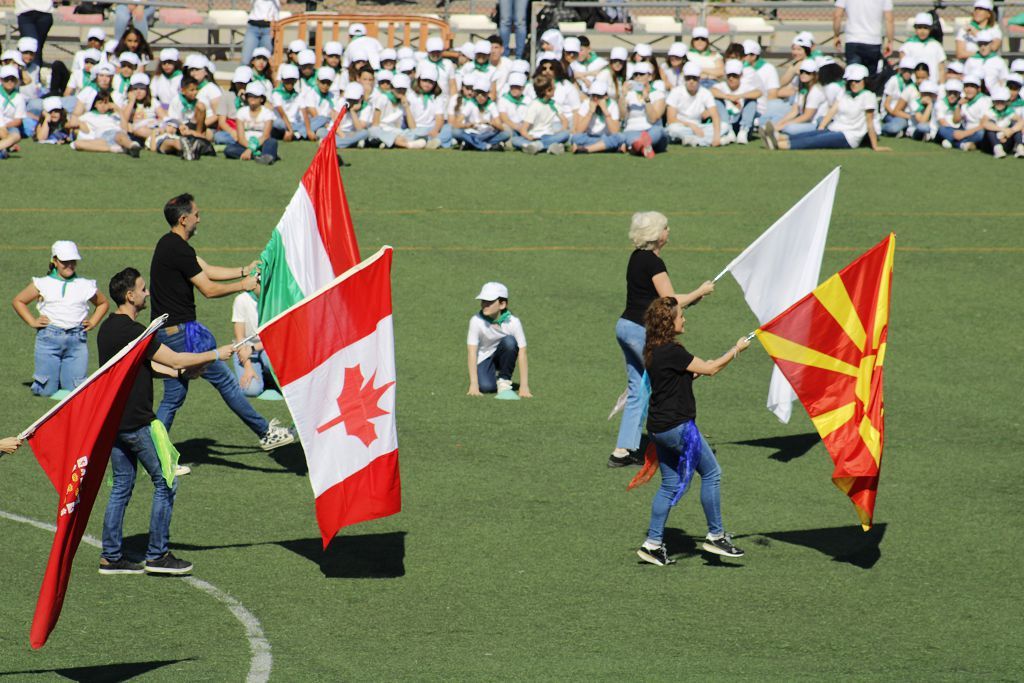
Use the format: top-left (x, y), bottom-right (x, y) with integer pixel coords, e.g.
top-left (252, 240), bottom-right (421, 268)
top-left (232, 333), bottom-right (259, 350)
top-left (712, 266), bottom-right (729, 283)
top-left (744, 330), bottom-right (757, 342)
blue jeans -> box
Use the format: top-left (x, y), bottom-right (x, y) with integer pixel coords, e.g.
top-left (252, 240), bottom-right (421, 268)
top-left (786, 129), bottom-right (852, 150)
top-left (614, 317), bottom-right (646, 451)
top-left (572, 131), bottom-right (624, 150)
top-left (477, 335), bottom-right (519, 393)
top-left (623, 125), bottom-right (668, 152)
top-left (224, 138), bottom-right (279, 159)
top-left (241, 23), bottom-right (273, 66)
top-left (763, 98), bottom-right (792, 124)
top-left (115, 4), bottom-right (156, 40)
top-left (101, 425), bottom-right (177, 562)
top-left (716, 100), bottom-right (758, 133)
top-left (32, 325), bottom-right (88, 396)
top-left (232, 350), bottom-right (276, 397)
top-left (16, 10), bottom-right (53, 56)
top-left (780, 120), bottom-right (819, 136)
top-left (881, 114), bottom-right (910, 137)
top-left (453, 128), bottom-right (510, 150)
top-left (304, 114), bottom-right (331, 140)
top-left (909, 121), bottom-right (932, 141)
top-left (844, 42), bottom-right (883, 79)
top-left (213, 129), bottom-right (236, 145)
top-left (955, 129), bottom-right (985, 149)
top-left (156, 328), bottom-right (269, 437)
top-left (511, 131), bottom-right (570, 150)
top-left (984, 130), bottom-right (1020, 154)
top-left (499, 0), bottom-right (529, 58)
top-left (646, 422), bottom-right (723, 543)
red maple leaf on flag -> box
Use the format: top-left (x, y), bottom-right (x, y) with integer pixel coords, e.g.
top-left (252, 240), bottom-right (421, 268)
top-left (317, 365), bottom-right (395, 447)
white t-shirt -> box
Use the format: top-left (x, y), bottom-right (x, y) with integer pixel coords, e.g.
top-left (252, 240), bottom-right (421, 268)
top-left (248, 0), bottom-right (279, 22)
top-left (270, 87), bottom-right (303, 121)
top-left (797, 84), bottom-right (827, 117)
top-left (338, 100), bottom-right (374, 133)
top-left (828, 89), bottom-right (878, 147)
top-left (900, 38), bottom-right (946, 82)
top-left (897, 84), bottom-right (921, 116)
top-left (16, 0), bottom-right (53, 14)
top-left (372, 91), bottom-right (404, 129)
top-left (523, 98), bottom-right (560, 135)
top-left (964, 54), bottom-right (1009, 94)
top-left (553, 79), bottom-right (581, 117)
top-left (301, 88), bottom-right (338, 117)
top-left (956, 23), bottom-right (1002, 57)
top-left (407, 91), bottom-right (444, 128)
top-left (823, 82), bottom-right (844, 106)
top-left (231, 292), bottom-right (259, 339)
top-left (77, 110), bottom-right (121, 141)
top-left (197, 81), bottom-right (222, 110)
top-left (467, 313), bottom-right (527, 363)
top-left (835, 0), bottom-right (893, 46)
top-left (984, 105), bottom-right (1018, 131)
top-left (152, 72), bottom-right (183, 108)
top-left (498, 92), bottom-right (530, 124)
top-left (32, 275), bottom-right (97, 329)
top-left (0, 89), bottom-right (27, 126)
top-left (462, 99), bottom-right (500, 134)
top-left (236, 105), bottom-right (275, 140)
top-left (687, 49), bottom-right (721, 76)
top-left (753, 60), bottom-right (780, 114)
top-left (934, 96), bottom-right (960, 126)
top-left (623, 86), bottom-right (665, 131)
top-left (166, 95), bottom-right (199, 125)
top-left (961, 93), bottom-right (991, 128)
top-left (345, 35), bottom-right (384, 70)
top-left (666, 85), bottom-right (715, 123)
top-left (577, 97), bottom-right (620, 135)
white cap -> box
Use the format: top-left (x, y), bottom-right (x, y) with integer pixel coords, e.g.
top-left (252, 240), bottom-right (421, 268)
top-left (537, 50), bottom-right (558, 64)
top-left (668, 42), bottom-right (687, 58)
top-left (159, 47), bottom-right (180, 62)
top-left (474, 39), bottom-right (491, 56)
top-left (634, 43), bottom-right (653, 58)
top-left (426, 36), bottom-right (444, 54)
top-left (323, 41), bottom-right (343, 57)
top-left (119, 51), bottom-right (140, 66)
top-left (18, 37), bottom-right (38, 53)
top-left (588, 79), bottom-right (608, 96)
top-left (1010, 58), bottom-right (1024, 73)
top-left (470, 72), bottom-right (491, 91)
top-left (278, 63), bottom-right (299, 80)
top-left (816, 55), bottom-right (836, 67)
top-left (82, 48), bottom-right (103, 63)
top-left (42, 96), bottom-right (63, 112)
top-left (288, 39), bottom-right (307, 53)
top-left (251, 47), bottom-right (271, 60)
top-left (724, 59), bottom-right (743, 76)
top-left (507, 71), bottom-right (527, 88)
top-left (692, 27), bottom-right (710, 40)
top-left (898, 55), bottom-right (916, 70)
top-left (742, 39), bottom-right (761, 56)
top-left (944, 78), bottom-right (963, 92)
top-left (397, 58), bottom-right (416, 73)
top-left (962, 74), bottom-right (981, 86)
top-left (379, 48), bottom-right (397, 62)
top-left (87, 27), bottom-right (106, 42)
top-left (52, 241), bottom-right (82, 262)
top-left (244, 81), bottom-right (266, 97)
top-left (377, 70), bottom-right (393, 82)
top-left (458, 41), bottom-right (475, 61)
top-left (475, 282), bottom-right (508, 301)
top-left (392, 73), bottom-right (411, 89)
top-left (633, 61), bottom-right (654, 75)
top-left (682, 61), bottom-right (702, 78)
top-left (989, 86), bottom-right (1010, 101)
top-left (348, 22), bottom-right (366, 37)
top-left (974, 0), bottom-right (993, 10)
top-left (397, 47), bottom-right (414, 60)
top-left (232, 65), bottom-right (253, 83)
top-left (793, 35), bottom-right (814, 49)
top-left (347, 44), bottom-right (369, 65)
top-left (799, 59), bottom-right (819, 73)
top-left (104, 39), bottom-right (117, 54)
top-left (416, 61), bottom-right (439, 82)
top-left (918, 79), bottom-right (938, 94)
top-left (510, 59), bottom-right (530, 74)
top-left (343, 82), bottom-right (364, 100)
top-left (0, 64), bottom-right (18, 80)
top-left (913, 12), bottom-right (933, 26)
top-left (316, 66), bottom-right (336, 81)
top-left (1, 50), bottom-right (24, 66)
top-left (92, 62), bottom-right (116, 77)
top-left (796, 30), bottom-right (815, 44)
top-left (947, 61), bottom-right (964, 74)
top-left (563, 37), bottom-right (581, 53)
top-left (184, 53), bottom-right (207, 70)
top-left (843, 63), bottom-right (869, 81)
top-left (974, 29), bottom-right (995, 43)
top-left (129, 72), bottom-right (150, 86)
top-left (297, 49), bottom-right (316, 66)
top-left (1007, 73), bottom-right (1023, 86)
top-left (610, 46), bottom-right (628, 62)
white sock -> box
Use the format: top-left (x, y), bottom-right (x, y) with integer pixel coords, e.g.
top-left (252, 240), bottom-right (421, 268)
top-left (642, 540), bottom-right (662, 551)
top-left (707, 532), bottom-right (723, 541)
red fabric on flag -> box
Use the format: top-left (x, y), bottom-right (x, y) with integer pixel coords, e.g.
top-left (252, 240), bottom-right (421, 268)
top-left (301, 106), bottom-right (360, 276)
top-left (314, 449), bottom-right (401, 547)
top-left (25, 324), bottom-right (160, 648)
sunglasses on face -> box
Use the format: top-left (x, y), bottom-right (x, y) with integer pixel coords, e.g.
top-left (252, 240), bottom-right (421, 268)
top-left (683, 76), bottom-right (699, 81)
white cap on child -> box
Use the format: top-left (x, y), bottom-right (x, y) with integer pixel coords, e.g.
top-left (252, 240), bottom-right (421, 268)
top-left (724, 59), bottom-right (743, 76)
top-left (251, 47), bottom-right (271, 60)
top-left (913, 12), bottom-right (933, 26)
top-left (474, 39), bottom-right (491, 56)
top-left (348, 23), bottom-right (366, 37)
top-left (377, 70), bottom-right (393, 82)
top-left (397, 46), bottom-right (414, 60)
top-left (793, 35), bottom-right (813, 49)
top-left (989, 86), bottom-right (1010, 101)
top-left (843, 63), bottom-right (869, 81)
top-left (475, 282), bottom-right (508, 301)
top-left (692, 27), bottom-right (710, 40)
top-left (1008, 73), bottom-right (1023, 86)
top-left (288, 39), bottom-right (307, 53)
top-left (232, 65), bottom-right (253, 83)
top-left (610, 47), bottom-right (628, 62)
top-left (52, 241), bottom-right (82, 262)
top-left (634, 43), bottom-right (653, 58)
top-left (511, 59), bottom-right (530, 74)
top-left (119, 51), bottom-right (140, 65)
top-left (323, 41), bottom-right (343, 57)
top-left (316, 66), bottom-right (336, 81)
top-left (43, 96), bottom-right (63, 112)
top-left (184, 53), bottom-right (207, 70)
top-left (343, 82), bottom-right (364, 100)
top-left (682, 61), bottom-right (702, 77)
top-left (918, 79), bottom-right (938, 94)
top-left (0, 64), bottom-right (18, 80)
top-left (563, 37), bottom-right (581, 53)
top-left (743, 40), bottom-right (761, 56)
top-left (392, 73), bottom-right (411, 89)
top-left (18, 37), bottom-right (38, 53)
top-left (416, 61), bottom-right (439, 82)
top-left (507, 71), bottom-right (527, 88)
top-left (379, 48), bottom-right (397, 62)
top-left (160, 47), bottom-right (180, 62)
top-left (974, 0), bottom-right (993, 10)
top-left (130, 72), bottom-right (150, 86)
top-left (1010, 58), bottom-right (1024, 73)
top-left (245, 81), bottom-right (266, 97)
top-left (92, 62), bottom-right (116, 76)
top-left (278, 63), bottom-right (299, 80)
top-left (589, 79), bottom-right (608, 96)
top-left (668, 42), bottom-right (687, 58)
top-left (633, 61), bottom-right (654, 75)
top-left (974, 29), bottom-right (995, 43)
top-left (297, 49), bottom-right (316, 66)
top-left (962, 74), bottom-right (981, 86)
top-left (82, 48), bottom-right (102, 63)
top-left (104, 39), bottom-right (117, 54)
top-left (799, 59), bottom-right (818, 73)
top-left (426, 36), bottom-right (444, 53)
top-left (946, 61), bottom-right (964, 74)
top-left (87, 28), bottom-right (106, 42)
top-left (944, 78), bottom-right (963, 92)
top-left (1, 50), bottom-right (24, 66)
top-left (397, 58), bottom-right (416, 73)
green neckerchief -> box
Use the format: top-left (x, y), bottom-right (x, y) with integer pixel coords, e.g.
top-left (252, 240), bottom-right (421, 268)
top-left (178, 94), bottom-right (197, 112)
top-left (198, 78), bottom-right (211, 88)
top-left (1011, 97), bottom-right (1023, 110)
top-left (688, 48), bottom-right (712, 57)
top-left (974, 52), bottom-right (997, 61)
top-left (970, 20), bottom-right (985, 31)
top-left (809, 48), bottom-right (824, 58)
top-left (273, 85), bottom-right (297, 101)
top-left (304, 75), bottom-right (317, 88)
top-left (967, 92), bottom-right (984, 106)
top-left (84, 77), bottom-right (99, 91)
top-left (537, 96), bottom-right (557, 113)
top-left (752, 58), bottom-right (765, 70)
top-left (846, 87), bottom-right (870, 98)
top-left (916, 100), bottom-right (929, 113)
top-left (481, 310), bottom-right (511, 325)
top-left (421, 91), bottom-right (435, 104)
top-left (246, 290), bottom-right (258, 303)
top-left (317, 89), bottom-right (334, 106)
top-left (503, 92), bottom-right (524, 106)
top-left (0, 87), bottom-right (18, 108)
top-left (169, 69), bottom-right (183, 78)
top-left (991, 105), bottom-right (1014, 119)
top-left (895, 74), bottom-right (910, 92)
top-left (383, 89), bottom-right (398, 105)
top-left (47, 270), bottom-right (78, 296)
top-left (798, 86), bottom-right (808, 95)
top-left (581, 54), bottom-right (596, 66)
top-left (117, 75), bottom-right (130, 93)
top-left (474, 62), bottom-right (490, 73)
top-left (253, 73), bottom-right (269, 83)
top-left (473, 96), bottom-right (492, 110)
top-left (235, 93), bottom-right (243, 109)
top-left (904, 35), bottom-right (928, 44)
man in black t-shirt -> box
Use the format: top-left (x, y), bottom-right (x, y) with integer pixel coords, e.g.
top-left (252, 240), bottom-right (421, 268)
top-left (150, 193), bottom-right (294, 452)
top-left (97, 267), bottom-right (235, 575)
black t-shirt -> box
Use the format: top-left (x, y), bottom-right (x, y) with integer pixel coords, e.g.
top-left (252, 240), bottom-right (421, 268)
top-left (97, 314), bottom-right (160, 432)
top-left (150, 231), bottom-right (202, 326)
top-left (621, 249), bottom-right (667, 324)
top-left (646, 342), bottom-right (697, 434)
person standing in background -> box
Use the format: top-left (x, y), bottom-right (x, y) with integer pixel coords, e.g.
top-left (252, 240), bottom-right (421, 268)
top-left (834, 0), bottom-right (894, 79)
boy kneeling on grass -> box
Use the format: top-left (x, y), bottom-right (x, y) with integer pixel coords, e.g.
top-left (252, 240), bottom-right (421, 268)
top-left (467, 282), bottom-right (531, 400)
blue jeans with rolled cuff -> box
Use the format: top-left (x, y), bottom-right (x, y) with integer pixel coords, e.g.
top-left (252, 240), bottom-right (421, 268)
top-left (623, 124), bottom-right (668, 152)
top-left (453, 128), bottom-right (511, 150)
top-left (646, 422), bottom-right (723, 544)
top-left (786, 129), bottom-right (852, 150)
top-left (511, 131), bottom-right (570, 150)
top-left (32, 324), bottom-right (88, 396)
top-left (476, 335), bottom-right (519, 393)
top-left (224, 138), bottom-right (279, 159)
top-left (881, 114), bottom-right (910, 137)
top-left (716, 100), bottom-right (758, 133)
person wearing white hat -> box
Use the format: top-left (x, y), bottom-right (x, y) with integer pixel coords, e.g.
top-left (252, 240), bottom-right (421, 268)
top-left (771, 60), bottom-right (827, 137)
top-left (377, 48), bottom-right (398, 78)
top-left (72, 88), bottom-right (144, 156)
top-left (571, 78), bottom-right (623, 153)
top-left (12, 241), bottom-right (108, 398)
top-left (905, 79), bottom-right (940, 141)
top-left (423, 36), bottom-right (457, 98)
top-left (661, 42), bottom-right (689, 90)
top-left (33, 95), bottom-right (72, 144)
top-left (209, 66), bottom-right (253, 145)
top-left (687, 27), bottom-right (724, 85)
top-left (124, 71), bottom-right (163, 141)
top-left (344, 24), bottom-right (383, 71)
top-left (901, 13), bottom-right (946, 84)
top-left (1008, 74), bottom-right (1023, 111)
top-left (269, 62), bottom-right (305, 140)
top-left (0, 65), bottom-right (27, 159)
top-left (247, 47), bottom-right (274, 88)
top-left (570, 36), bottom-right (606, 89)
top-left (511, 73), bottom-right (569, 154)
top-left (294, 49), bottom-right (318, 94)
top-left (287, 39), bottom-right (307, 63)
top-left (497, 70), bottom-right (532, 137)
top-left (956, 0), bottom-right (1002, 60)
top-left (934, 78), bottom-right (964, 149)
top-left (224, 80), bottom-right (278, 164)
top-left (880, 56), bottom-right (918, 137)
top-left (620, 61), bottom-right (668, 155)
top-left (451, 72), bottom-right (508, 151)
top-left (14, 0), bottom-right (55, 62)
top-left (963, 31), bottom-right (1009, 94)
top-left (69, 60), bottom-right (115, 117)
top-left (765, 63), bottom-right (889, 152)
top-left (539, 29), bottom-right (563, 58)
top-left (326, 81), bottom-right (372, 149)
top-left (458, 39), bottom-right (497, 97)
top-left (241, 0), bottom-right (279, 66)
top-left (595, 46), bottom-right (630, 99)
top-left (182, 54), bottom-right (223, 127)
top-left (628, 43), bottom-right (655, 80)
top-left (399, 62), bottom-right (450, 149)
top-left (666, 61), bottom-right (726, 147)
top-left (499, 0), bottom-right (530, 58)
top-left (112, 51), bottom-right (142, 107)
top-left (833, 0), bottom-right (894, 79)
top-left (943, 75), bottom-right (989, 151)
top-left (467, 282), bottom-right (530, 399)
top-left (152, 48), bottom-right (183, 110)
top-left (710, 59), bottom-right (762, 144)
top-left (983, 87), bottom-right (1024, 157)
top-left (741, 39), bottom-right (784, 125)
top-left (484, 34), bottom-right (512, 95)
top-left (297, 66), bottom-right (340, 140)
top-left (536, 52), bottom-right (582, 132)
top-left (368, 72), bottom-right (415, 148)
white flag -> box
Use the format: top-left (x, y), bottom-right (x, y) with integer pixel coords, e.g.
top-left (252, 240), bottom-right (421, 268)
top-left (721, 167), bottom-right (839, 423)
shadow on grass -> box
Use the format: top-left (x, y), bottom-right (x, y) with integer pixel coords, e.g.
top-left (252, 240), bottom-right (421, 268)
top-left (743, 524), bottom-right (887, 569)
top-left (727, 432), bottom-right (821, 463)
top-left (175, 437), bottom-right (306, 475)
top-left (278, 532), bottom-right (406, 579)
top-left (657, 528), bottom-right (745, 568)
top-left (0, 658), bottom-right (192, 681)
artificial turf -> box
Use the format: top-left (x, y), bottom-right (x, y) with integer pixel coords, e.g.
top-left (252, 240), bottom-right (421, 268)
top-left (0, 142), bottom-right (1021, 680)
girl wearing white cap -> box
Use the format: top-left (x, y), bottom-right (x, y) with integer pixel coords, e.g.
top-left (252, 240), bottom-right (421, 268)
top-left (773, 60), bottom-right (826, 137)
top-left (72, 28), bottom-right (106, 74)
top-left (369, 73), bottom-right (420, 148)
top-left (571, 78), bottom-right (623, 153)
top-left (628, 43), bottom-right (660, 81)
top-left (225, 81), bottom-right (278, 164)
top-left (286, 39), bottom-right (307, 66)
top-left (452, 72), bottom-right (509, 150)
top-left (113, 52), bottom-right (142, 108)
top-left (980, 87), bottom-right (1023, 158)
top-left (963, 32), bottom-right (1009, 94)
top-left (241, 0), bottom-right (279, 66)
top-left (710, 59), bottom-right (762, 144)
top-left (764, 64), bottom-right (889, 152)
top-left (184, 55), bottom-right (222, 127)
top-left (345, 23), bottom-right (383, 71)
top-left (70, 62), bottom-right (113, 117)
top-left (497, 71), bottom-right (531, 136)
top-left (956, 0), bottom-right (1002, 60)
top-left (0, 66), bottom-right (26, 158)
top-left (598, 47), bottom-right (629, 100)
top-left (332, 82), bottom-right (373, 149)
top-left (34, 96), bottom-right (73, 144)
top-left (122, 72), bottom-right (163, 141)
top-left (661, 42), bottom-right (688, 91)
top-left (400, 64), bottom-right (450, 149)
top-left (153, 48), bottom-right (183, 110)
top-left (270, 63), bottom-right (303, 140)
top-left (688, 27), bottom-right (724, 86)
top-left (539, 29), bottom-right (563, 58)
top-left (620, 61), bottom-right (668, 156)
top-left (213, 66), bottom-right (252, 145)
top-left (777, 35), bottom-right (814, 102)
top-left (12, 241), bottom-right (109, 398)
top-left (538, 54), bottom-right (581, 132)
top-left (934, 78), bottom-right (963, 148)
top-left (948, 76), bottom-right (990, 151)
top-left (424, 36), bottom-right (457, 98)
top-left (467, 282), bottom-right (530, 399)
top-left (300, 66), bottom-right (340, 140)
top-left (880, 56), bottom-right (917, 137)
top-left (249, 47), bottom-right (274, 87)
top-left (907, 79), bottom-right (939, 141)
top-left (70, 89), bottom-right (143, 156)
top-left (901, 13), bottom-right (946, 82)
top-left (665, 62), bottom-right (724, 147)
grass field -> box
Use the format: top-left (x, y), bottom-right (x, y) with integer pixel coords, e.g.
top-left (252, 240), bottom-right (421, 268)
top-left (0, 142), bottom-right (1021, 682)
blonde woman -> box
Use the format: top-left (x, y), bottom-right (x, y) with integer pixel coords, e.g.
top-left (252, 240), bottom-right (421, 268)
top-left (610, 212), bottom-right (714, 468)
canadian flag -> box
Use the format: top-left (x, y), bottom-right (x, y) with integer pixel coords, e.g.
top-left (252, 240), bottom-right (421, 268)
top-left (258, 247), bottom-right (400, 547)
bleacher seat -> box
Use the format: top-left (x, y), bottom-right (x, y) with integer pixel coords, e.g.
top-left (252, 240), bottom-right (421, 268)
top-left (449, 14), bottom-right (496, 32)
top-left (56, 6), bottom-right (103, 25)
top-left (160, 8), bottom-right (205, 26)
top-left (595, 23), bottom-right (631, 34)
top-left (684, 15), bottom-right (729, 34)
top-left (728, 16), bottom-right (775, 38)
top-left (635, 15), bottom-right (684, 35)
top-left (208, 10), bottom-right (249, 28)
top-left (558, 21), bottom-right (588, 34)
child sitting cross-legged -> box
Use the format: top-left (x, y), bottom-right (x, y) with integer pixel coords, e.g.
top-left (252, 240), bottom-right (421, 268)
top-left (511, 74), bottom-right (569, 155)
top-left (70, 90), bottom-right (142, 156)
top-left (466, 282), bottom-right (531, 400)
top-left (224, 81), bottom-right (278, 164)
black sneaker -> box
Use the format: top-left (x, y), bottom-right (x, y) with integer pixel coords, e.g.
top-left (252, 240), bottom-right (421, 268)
top-left (145, 552), bottom-right (194, 575)
top-left (702, 534), bottom-right (745, 558)
top-left (127, 143), bottom-right (141, 158)
top-left (637, 544), bottom-right (676, 566)
top-left (98, 557), bottom-right (144, 575)
top-left (608, 451), bottom-right (634, 468)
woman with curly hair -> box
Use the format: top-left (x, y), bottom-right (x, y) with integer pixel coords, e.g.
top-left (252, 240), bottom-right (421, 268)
top-left (634, 296), bottom-right (748, 566)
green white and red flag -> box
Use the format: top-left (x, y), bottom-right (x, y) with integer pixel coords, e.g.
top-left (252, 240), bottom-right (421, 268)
top-left (258, 247), bottom-right (400, 548)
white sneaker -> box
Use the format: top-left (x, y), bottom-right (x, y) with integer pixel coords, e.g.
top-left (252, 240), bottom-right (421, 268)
top-left (496, 379), bottom-right (513, 393)
top-left (941, 139), bottom-right (953, 149)
top-left (425, 139), bottom-right (442, 150)
top-left (960, 142), bottom-right (976, 152)
top-left (174, 464), bottom-right (191, 476)
top-left (523, 141), bottom-right (543, 155)
top-left (736, 129), bottom-right (749, 145)
top-left (721, 130), bottom-right (736, 145)
top-left (259, 418), bottom-right (296, 452)
top-left (547, 142), bottom-right (565, 155)
top-left (992, 145), bottom-right (1007, 159)
top-left (407, 139), bottom-right (427, 149)
top-left (1015, 144), bottom-right (1024, 158)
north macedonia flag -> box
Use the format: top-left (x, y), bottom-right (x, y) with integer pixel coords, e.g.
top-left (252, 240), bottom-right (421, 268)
top-left (755, 234), bottom-right (895, 530)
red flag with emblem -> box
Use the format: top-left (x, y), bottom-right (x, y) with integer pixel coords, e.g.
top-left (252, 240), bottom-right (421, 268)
top-left (21, 318), bottom-right (165, 648)
top-left (755, 234), bottom-right (895, 529)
